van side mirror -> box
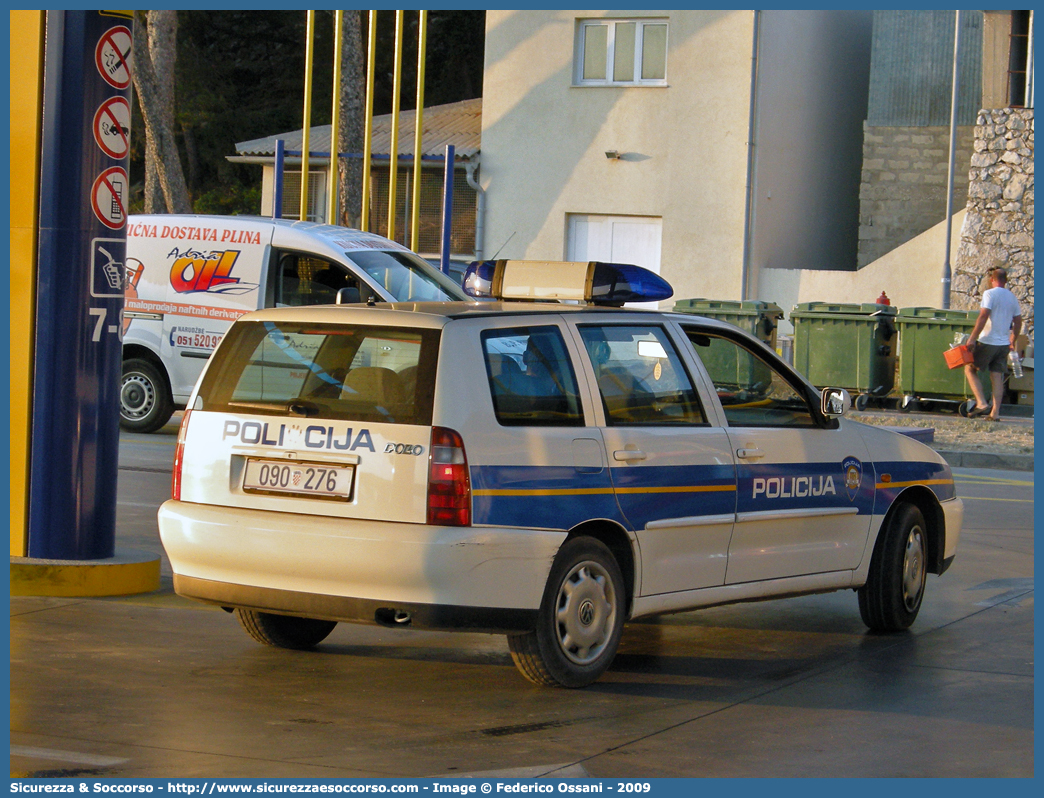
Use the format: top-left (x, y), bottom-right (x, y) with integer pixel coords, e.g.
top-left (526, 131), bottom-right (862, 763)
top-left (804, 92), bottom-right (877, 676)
top-left (335, 286), bottom-right (361, 304)
top-left (820, 387), bottom-right (852, 418)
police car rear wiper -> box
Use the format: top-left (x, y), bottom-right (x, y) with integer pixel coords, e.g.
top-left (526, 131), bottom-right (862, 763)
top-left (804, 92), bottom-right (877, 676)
top-left (287, 399), bottom-right (321, 418)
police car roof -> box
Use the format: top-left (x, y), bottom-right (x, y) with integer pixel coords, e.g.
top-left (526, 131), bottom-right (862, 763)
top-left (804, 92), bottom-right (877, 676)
top-left (238, 301), bottom-right (747, 335)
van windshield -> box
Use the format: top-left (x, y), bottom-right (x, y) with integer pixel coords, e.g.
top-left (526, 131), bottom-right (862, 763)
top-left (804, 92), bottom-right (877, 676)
top-left (197, 321), bottom-right (440, 426)
top-left (346, 250), bottom-right (467, 302)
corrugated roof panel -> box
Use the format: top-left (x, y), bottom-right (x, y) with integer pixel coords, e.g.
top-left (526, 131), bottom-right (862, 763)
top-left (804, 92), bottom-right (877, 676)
top-left (867, 10), bottom-right (983, 127)
top-left (236, 98), bottom-right (481, 159)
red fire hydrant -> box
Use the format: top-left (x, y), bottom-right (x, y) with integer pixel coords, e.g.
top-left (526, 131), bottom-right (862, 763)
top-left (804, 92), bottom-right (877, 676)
top-left (877, 291), bottom-right (890, 305)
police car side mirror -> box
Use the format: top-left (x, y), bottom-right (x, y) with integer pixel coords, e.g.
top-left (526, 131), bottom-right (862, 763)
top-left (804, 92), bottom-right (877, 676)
top-left (820, 387), bottom-right (852, 418)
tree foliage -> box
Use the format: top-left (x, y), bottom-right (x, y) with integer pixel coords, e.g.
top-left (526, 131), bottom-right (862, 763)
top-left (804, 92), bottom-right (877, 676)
top-left (132, 10), bottom-right (191, 213)
top-left (128, 10), bottom-right (484, 217)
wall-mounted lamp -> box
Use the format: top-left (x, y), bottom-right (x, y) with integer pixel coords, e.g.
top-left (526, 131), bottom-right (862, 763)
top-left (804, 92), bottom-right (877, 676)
top-left (604, 150), bottom-right (620, 160)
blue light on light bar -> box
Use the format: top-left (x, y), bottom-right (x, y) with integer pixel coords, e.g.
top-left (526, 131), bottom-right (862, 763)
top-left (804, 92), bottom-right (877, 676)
top-left (462, 260), bottom-right (673, 306)
top-left (590, 262), bottom-right (673, 305)
top-left (463, 261), bottom-right (497, 298)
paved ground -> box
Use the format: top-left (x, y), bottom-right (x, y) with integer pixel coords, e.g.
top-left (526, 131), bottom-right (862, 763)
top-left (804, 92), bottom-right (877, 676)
top-left (8, 415), bottom-right (1034, 779)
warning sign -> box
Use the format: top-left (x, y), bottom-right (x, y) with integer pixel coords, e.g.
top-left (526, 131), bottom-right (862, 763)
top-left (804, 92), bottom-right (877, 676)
top-left (93, 97), bottom-right (131, 159)
top-left (95, 25), bottom-right (132, 90)
top-left (91, 166), bottom-right (128, 229)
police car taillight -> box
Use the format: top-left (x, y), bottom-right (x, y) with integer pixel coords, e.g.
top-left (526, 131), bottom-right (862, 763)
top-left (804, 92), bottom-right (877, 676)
top-left (427, 427), bottom-right (471, 526)
top-left (171, 410), bottom-right (191, 501)
top-left (461, 259), bottom-right (673, 306)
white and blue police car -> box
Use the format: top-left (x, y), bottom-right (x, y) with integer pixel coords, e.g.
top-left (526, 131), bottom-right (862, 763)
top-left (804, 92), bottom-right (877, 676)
top-left (158, 260), bottom-right (963, 688)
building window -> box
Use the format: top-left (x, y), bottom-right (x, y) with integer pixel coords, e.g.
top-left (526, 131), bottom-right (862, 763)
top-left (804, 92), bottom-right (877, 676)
top-left (368, 165), bottom-right (477, 256)
top-left (575, 19), bottom-right (668, 86)
top-left (279, 171), bottom-right (326, 222)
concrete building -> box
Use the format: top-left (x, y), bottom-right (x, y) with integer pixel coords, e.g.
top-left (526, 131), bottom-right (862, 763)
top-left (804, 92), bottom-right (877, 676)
top-left (479, 10), bottom-right (874, 314)
top-left (478, 9), bottom-right (1033, 333)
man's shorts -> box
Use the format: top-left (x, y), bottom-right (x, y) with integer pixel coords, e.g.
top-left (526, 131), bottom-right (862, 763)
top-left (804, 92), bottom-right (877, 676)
top-left (972, 342), bottom-right (1009, 373)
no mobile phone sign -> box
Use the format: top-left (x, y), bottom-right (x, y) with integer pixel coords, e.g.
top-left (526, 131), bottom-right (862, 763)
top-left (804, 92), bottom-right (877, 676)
top-left (91, 166), bottom-right (129, 230)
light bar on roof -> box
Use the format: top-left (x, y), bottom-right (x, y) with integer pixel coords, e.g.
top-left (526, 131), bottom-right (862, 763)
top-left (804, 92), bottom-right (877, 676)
top-left (462, 260), bottom-right (673, 306)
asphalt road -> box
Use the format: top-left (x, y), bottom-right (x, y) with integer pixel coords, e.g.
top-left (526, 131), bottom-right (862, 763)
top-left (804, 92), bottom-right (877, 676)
top-left (9, 419), bottom-right (1034, 778)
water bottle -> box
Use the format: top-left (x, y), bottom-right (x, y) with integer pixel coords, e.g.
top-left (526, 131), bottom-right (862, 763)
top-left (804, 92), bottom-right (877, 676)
top-left (1009, 350), bottom-right (1024, 378)
top-left (953, 331), bottom-right (968, 347)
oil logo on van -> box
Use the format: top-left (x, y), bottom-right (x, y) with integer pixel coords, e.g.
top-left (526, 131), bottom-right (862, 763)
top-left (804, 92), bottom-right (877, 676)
top-left (169, 248), bottom-right (257, 296)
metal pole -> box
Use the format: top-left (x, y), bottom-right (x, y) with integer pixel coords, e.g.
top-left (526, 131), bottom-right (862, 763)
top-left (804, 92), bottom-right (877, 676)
top-left (942, 10), bottom-right (961, 309)
top-left (410, 10), bottom-right (428, 251)
top-left (327, 10), bottom-right (343, 225)
top-left (273, 139), bottom-right (285, 219)
top-left (739, 9), bottom-right (760, 302)
top-left (440, 144), bottom-right (455, 273)
top-left (361, 10), bottom-right (377, 231)
top-left (300, 10), bottom-right (315, 222)
top-left (1027, 10), bottom-right (1035, 109)
top-left (387, 10), bottom-right (404, 241)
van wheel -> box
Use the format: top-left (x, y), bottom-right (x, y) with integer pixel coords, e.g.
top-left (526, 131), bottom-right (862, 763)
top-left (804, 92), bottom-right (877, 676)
top-left (858, 503), bottom-right (928, 632)
top-left (507, 537), bottom-right (625, 688)
top-left (120, 358), bottom-right (174, 433)
top-left (235, 609), bottom-right (337, 650)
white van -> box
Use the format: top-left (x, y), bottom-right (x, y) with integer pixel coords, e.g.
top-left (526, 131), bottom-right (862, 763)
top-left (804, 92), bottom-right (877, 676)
top-left (121, 214), bottom-right (468, 432)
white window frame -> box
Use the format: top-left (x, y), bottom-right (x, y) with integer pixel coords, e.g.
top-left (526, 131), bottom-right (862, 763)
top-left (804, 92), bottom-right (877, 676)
top-left (574, 18), bottom-right (669, 87)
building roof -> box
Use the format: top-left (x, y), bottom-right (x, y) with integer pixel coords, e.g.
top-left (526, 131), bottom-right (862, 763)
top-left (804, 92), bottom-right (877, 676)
top-left (232, 98), bottom-right (481, 164)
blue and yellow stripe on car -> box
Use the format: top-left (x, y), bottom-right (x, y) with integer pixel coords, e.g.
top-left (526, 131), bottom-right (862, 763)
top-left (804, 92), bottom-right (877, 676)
top-left (470, 463), bottom-right (737, 530)
top-left (874, 460), bottom-right (957, 502)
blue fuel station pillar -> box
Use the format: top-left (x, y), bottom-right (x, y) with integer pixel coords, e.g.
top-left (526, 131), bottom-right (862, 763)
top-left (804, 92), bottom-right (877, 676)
top-left (28, 11), bottom-right (134, 560)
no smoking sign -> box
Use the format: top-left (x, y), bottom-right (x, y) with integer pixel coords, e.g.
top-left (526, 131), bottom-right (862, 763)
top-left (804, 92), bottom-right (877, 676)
top-left (93, 97), bottom-right (131, 159)
top-left (95, 25), bottom-right (132, 89)
top-left (91, 166), bottom-right (128, 229)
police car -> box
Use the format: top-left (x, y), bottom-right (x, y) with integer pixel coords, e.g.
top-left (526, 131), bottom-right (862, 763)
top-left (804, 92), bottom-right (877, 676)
top-left (158, 260), bottom-right (963, 688)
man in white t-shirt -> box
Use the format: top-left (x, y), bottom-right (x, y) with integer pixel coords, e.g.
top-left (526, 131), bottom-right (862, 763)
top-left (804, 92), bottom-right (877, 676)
top-left (964, 267), bottom-right (1023, 420)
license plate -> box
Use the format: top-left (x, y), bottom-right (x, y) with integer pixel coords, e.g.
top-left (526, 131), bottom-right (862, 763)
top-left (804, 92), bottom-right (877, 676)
top-left (243, 459), bottom-right (354, 500)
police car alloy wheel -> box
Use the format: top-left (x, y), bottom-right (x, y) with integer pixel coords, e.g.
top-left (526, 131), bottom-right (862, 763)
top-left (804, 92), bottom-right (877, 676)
top-left (120, 357), bottom-right (175, 433)
top-left (858, 503), bottom-right (928, 632)
top-left (235, 608), bottom-right (337, 650)
top-left (508, 537), bottom-right (626, 688)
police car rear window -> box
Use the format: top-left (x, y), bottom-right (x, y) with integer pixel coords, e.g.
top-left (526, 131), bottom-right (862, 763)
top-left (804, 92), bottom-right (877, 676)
top-left (197, 321), bottom-right (440, 426)
top-left (482, 327), bottom-right (584, 426)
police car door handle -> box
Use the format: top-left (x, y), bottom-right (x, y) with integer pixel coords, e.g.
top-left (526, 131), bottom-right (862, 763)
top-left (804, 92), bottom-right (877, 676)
top-left (613, 449), bottom-right (647, 462)
top-left (736, 448), bottom-right (765, 460)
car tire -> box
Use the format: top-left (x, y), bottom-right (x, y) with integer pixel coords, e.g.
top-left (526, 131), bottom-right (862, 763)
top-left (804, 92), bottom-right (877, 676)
top-left (858, 503), bottom-right (928, 632)
top-left (507, 537), bottom-right (626, 688)
top-left (235, 609), bottom-right (337, 650)
top-left (120, 358), bottom-right (175, 433)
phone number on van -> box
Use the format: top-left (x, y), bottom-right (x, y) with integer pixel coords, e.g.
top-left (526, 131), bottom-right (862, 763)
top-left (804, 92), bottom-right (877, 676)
top-left (173, 332), bottom-right (222, 349)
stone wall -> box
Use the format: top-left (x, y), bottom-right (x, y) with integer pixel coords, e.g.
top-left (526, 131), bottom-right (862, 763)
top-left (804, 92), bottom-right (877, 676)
top-left (951, 108), bottom-right (1034, 336)
top-left (857, 124), bottom-right (975, 267)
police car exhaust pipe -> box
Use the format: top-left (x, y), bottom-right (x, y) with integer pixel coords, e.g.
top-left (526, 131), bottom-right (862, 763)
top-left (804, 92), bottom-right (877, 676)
top-left (374, 607), bottom-right (413, 627)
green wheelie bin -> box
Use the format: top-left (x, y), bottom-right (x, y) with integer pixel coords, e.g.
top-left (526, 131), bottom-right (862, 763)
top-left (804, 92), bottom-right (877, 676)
top-left (672, 298), bottom-right (785, 391)
top-left (790, 302), bottom-right (898, 410)
top-left (894, 307), bottom-right (986, 412)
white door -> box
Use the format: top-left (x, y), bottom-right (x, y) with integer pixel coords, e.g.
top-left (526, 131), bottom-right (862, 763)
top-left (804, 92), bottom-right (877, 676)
top-left (679, 326), bottom-right (876, 583)
top-left (567, 215), bottom-right (663, 308)
top-left (567, 320), bottom-right (737, 594)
